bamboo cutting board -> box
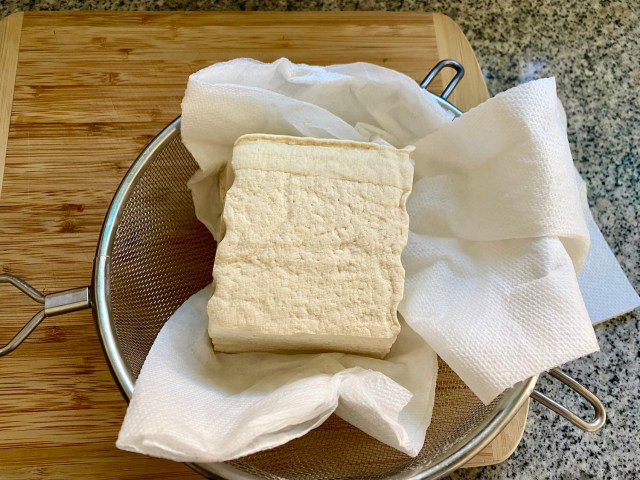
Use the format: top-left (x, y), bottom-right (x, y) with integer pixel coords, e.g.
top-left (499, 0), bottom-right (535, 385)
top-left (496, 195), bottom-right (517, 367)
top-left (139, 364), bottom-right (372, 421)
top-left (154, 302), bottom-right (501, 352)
top-left (0, 11), bottom-right (525, 479)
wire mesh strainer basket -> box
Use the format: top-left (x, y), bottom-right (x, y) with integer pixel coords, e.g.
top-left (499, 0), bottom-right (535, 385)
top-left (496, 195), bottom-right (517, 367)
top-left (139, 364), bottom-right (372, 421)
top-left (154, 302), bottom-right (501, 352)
top-left (0, 60), bottom-right (605, 480)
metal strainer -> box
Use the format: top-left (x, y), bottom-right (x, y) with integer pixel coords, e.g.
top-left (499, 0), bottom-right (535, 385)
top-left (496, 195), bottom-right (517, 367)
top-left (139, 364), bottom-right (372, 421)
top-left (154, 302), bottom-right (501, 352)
top-left (0, 60), bottom-right (605, 480)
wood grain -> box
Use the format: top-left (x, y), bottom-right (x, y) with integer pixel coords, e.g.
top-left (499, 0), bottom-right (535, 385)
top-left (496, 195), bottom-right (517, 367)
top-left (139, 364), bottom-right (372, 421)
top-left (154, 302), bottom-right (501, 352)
top-left (0, 12), bottom-right (23, 198)
top-left (432, 13), bottom-right (489, 111)
top-left (463, 400), bottom-right (530, 468)
top-left (0, 11), bottom-right (521, 479)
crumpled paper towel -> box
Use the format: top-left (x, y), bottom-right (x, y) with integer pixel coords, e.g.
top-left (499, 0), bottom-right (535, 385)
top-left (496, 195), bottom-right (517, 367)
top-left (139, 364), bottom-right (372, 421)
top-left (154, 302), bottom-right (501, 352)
top-left (118, 58), bottom-right (639, 462)
top-left (117, 285), bottom-right (438, 461)
top-left (400, 77), bottom-right (637, 402)
top-left (400, 78), bottom-right (600, 403)
top-left (182, 58), bottom-right (452, 240)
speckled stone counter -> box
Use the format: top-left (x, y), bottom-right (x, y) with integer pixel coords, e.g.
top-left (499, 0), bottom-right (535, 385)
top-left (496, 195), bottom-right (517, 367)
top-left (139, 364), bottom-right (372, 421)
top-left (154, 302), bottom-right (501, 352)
top-left (2, 1), bottom-right (638, 479)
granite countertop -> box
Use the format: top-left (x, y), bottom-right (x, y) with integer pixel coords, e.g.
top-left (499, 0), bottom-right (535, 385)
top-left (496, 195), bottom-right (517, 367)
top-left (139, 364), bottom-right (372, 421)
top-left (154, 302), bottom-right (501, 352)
top-left (2, 1), bottom-right (638, 479)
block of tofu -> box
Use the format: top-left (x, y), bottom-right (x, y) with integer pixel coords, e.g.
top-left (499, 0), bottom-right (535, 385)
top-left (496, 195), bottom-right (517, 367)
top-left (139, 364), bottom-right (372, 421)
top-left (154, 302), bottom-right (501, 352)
top-left (208, 134), bottom-right (414, 358)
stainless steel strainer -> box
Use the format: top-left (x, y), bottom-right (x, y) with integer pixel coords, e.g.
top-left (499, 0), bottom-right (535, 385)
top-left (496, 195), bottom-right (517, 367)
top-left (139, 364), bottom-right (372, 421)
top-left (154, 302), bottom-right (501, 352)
top-left (1, 60), bottom-right (605, 480)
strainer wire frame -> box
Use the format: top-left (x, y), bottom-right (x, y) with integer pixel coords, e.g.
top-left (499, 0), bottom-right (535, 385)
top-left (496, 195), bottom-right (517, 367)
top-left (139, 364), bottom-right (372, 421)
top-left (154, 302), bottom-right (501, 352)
top-left (91, 98), bottom-right (537, 480)
top-left (0, 59), bottom-right (606, 479)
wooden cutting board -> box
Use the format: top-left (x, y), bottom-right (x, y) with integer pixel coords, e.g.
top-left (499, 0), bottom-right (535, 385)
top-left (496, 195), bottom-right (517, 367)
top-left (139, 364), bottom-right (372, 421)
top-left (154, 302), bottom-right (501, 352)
top-left (0, 11), bottom-right (526, 479)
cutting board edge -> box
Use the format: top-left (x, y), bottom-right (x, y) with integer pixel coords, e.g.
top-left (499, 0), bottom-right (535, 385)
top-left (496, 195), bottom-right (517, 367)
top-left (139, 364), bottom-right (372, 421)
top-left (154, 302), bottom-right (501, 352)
top-left (0, 11), bottom-right (24, 198)
top-left (0, 11), bottom-right (525, 477)
top-left (432, 12), bottom-right (489, 111)
top-left (463, 399), bottom-right (530, 467)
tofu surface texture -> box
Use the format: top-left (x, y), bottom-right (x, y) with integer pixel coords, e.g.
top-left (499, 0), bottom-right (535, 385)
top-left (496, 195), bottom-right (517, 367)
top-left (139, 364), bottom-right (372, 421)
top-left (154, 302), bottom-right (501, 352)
top-left (208, 134), bottom-right (414, 358)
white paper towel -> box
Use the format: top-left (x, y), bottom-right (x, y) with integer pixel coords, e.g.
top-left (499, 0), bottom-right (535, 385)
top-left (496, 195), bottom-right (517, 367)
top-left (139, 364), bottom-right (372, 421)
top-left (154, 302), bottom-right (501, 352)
top-left (182, 58), bottom-right (452, 240)
top-left (118, 58), bottom-right (639, 462)
top-left (117, 285), bottom-right (438, 461)
top-left (400, 78), bottom-right (604, 403)
top-left (578, 206), bottom-right (640, 323)
top-left (556, 100), bottom-right (640, 324)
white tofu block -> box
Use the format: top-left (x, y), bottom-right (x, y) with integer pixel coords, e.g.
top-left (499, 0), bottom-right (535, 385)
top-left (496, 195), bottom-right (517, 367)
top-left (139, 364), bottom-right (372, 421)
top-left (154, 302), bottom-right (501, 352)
top-left (208, 134), bottom-right (414, 358)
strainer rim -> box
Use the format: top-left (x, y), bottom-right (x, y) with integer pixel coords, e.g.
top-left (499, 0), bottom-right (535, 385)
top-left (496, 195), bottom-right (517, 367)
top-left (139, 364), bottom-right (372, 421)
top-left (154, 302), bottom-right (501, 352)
top-left (92, 96), bottom-right (537, 480)
top-left (94, 116), bottom-right (182, 398)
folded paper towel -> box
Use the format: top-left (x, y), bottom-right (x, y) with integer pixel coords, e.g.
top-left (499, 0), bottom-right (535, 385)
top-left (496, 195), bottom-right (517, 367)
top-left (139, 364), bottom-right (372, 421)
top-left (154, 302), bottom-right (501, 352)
top-left (117, 58), bottom-right (639, 463)
top-left (578, 208), bottom-right (640, 323)
top-left (183, 58), bottom-right (636, 401)
top-left (117, 285), bottom-right (438, 461)
top-left (400, 78), bottom-right (602, 403)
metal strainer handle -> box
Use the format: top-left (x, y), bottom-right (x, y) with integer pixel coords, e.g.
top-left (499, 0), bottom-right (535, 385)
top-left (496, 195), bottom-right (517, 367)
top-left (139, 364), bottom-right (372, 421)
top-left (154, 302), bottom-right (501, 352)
top-left (531, 367), bottom-right (606, 432)
top-left (0, 274), bottom-right (91, 357)
top-left (420, 59), bottom-right (465, 100)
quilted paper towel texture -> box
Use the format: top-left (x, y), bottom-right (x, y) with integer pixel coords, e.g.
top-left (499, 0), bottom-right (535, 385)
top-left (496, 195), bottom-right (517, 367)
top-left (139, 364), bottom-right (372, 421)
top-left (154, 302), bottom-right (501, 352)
top-left (117, 59), bottom-right (639, 463)
top-left (400, 78), bottom-right (600, 403)
top-left (183, 59), bottom-right (608, 403)
top-left (578, 208), bottom-right (640, 323)
top-left (118, 59), bottom-right (450, 463)
top-left (556, 99), bottom-right (639, 323)
top-left (117, 285), bottom-right (438, 461)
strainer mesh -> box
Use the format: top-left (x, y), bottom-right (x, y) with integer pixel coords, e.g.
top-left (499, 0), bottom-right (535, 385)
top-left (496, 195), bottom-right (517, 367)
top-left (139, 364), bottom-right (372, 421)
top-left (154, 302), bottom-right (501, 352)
top-left (108, 132), bottom-right (499, 479)
top-left (111, 135), bottom-right (215, 378)
top-left (228, 360), bottom-right (496, 480)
